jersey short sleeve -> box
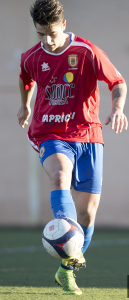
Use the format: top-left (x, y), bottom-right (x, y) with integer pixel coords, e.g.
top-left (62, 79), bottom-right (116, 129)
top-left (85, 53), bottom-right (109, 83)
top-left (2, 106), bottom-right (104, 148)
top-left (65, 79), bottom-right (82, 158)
top-left (20, 53), bottom-right (35, 90)
top-left (92, 44), bottom-right (125, 91)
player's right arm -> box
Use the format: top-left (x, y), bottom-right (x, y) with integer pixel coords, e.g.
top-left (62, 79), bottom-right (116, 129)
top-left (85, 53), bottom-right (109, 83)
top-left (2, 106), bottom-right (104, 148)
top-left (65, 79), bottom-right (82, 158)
top-left (17, 78), bottom-right (36, 128)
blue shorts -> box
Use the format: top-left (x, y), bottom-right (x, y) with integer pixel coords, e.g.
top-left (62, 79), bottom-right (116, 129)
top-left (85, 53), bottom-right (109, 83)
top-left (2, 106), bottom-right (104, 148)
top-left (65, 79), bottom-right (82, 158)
top-left (39, 140), bottom-right (103, 194)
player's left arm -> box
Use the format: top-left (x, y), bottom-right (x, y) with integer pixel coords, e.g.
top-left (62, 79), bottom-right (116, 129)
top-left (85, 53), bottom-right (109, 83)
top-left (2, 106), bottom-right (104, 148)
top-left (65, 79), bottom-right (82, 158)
top-left (105, 82), bottom-right (128, 133)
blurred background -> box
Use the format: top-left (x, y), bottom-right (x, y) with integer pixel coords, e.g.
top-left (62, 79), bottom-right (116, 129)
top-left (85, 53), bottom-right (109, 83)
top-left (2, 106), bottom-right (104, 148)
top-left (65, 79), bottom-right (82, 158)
top-left (0, 0), bottom-right (129, 228)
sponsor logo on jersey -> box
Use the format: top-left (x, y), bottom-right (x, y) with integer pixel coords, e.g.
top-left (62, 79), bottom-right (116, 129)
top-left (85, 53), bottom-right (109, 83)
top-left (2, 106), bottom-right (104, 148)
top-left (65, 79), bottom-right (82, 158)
top-left (50, 76), bottom-right (57, 84)
top-left (68, 54), bottom-right (78, 67)
top-left (42, 112), bottom-right (76, 123)
top-left (63, 72), bottom-right (74, 83)
top-left (40, 146), bottom-right (45, 158)
top-left (45, 83), bottom-right (75, 105)
top-left (41, 62), bottom-right (50, 71)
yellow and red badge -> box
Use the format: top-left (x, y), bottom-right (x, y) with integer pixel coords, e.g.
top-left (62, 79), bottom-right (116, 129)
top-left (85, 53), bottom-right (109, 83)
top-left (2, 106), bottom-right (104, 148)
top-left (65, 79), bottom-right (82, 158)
top-left (68, 54), bottom-right (78, 67)
top-left (40, 146), bottom-right (45, 158)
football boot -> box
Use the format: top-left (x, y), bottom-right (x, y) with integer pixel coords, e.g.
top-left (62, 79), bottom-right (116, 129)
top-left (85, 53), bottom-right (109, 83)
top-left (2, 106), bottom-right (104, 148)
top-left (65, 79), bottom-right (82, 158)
top-left (62, 250), bottom-right (86, 270)
top-left (55, 266), bottom-right (82, 295)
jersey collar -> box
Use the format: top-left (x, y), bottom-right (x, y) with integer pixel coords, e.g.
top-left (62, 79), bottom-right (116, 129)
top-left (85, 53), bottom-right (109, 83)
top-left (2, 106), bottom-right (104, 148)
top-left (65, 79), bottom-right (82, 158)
top-left (41, 32), bottom-right (75, 56)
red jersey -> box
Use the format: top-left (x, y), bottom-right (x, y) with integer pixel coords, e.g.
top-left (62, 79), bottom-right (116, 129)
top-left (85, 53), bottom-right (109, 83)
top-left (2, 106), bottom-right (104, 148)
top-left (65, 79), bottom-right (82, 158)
top-left (20, 33), bottom-right (125, 152)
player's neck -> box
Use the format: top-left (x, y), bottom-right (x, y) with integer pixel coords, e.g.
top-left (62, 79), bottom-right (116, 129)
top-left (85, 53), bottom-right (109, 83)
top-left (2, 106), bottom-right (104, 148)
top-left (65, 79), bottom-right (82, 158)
top-left (56, 33), bottom-right (70, 53)
top-left (44, 33), bottom-right (70, 54)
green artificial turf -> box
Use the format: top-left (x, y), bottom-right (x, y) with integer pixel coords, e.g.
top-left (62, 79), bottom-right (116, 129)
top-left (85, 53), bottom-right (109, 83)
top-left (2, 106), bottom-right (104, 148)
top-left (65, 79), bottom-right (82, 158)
top-left (0, 228), bottom-right (129, 300)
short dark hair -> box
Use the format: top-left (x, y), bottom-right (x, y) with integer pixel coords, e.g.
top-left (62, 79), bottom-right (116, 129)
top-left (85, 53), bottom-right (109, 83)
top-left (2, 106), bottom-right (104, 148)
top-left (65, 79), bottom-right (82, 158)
top-left (30, 0), bottom-right (64, 26)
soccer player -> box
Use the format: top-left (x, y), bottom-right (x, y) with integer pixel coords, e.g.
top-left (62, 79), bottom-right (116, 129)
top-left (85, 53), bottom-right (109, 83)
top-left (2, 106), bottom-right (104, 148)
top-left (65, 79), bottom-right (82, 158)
top-left (17, 0), bottom-right (128, 295)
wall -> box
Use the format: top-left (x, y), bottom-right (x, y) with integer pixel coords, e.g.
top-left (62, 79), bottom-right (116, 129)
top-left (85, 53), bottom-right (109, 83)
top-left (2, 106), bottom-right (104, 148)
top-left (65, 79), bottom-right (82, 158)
top-left (0, 0), bottom-right (128, 227)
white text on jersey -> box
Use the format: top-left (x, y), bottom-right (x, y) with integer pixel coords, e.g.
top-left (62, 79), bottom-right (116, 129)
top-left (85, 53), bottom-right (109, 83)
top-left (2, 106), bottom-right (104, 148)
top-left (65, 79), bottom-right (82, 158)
top-left (42, 112), bottom-right (76, 123)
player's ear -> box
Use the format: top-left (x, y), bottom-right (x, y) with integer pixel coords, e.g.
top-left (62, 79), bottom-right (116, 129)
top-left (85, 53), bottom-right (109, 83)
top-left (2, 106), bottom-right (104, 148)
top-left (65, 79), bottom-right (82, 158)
top-left (62, 20), bottom-right (66, 31)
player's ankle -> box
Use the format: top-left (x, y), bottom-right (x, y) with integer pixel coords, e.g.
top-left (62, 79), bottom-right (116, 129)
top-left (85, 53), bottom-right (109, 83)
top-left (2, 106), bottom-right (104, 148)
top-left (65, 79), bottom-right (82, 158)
top-left (61, 263), bottom-right (73, 270)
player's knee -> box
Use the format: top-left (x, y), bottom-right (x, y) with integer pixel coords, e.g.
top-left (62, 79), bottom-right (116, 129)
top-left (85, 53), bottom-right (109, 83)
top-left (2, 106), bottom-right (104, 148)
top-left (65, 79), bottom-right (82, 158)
top-left (50, 170), bottom-right (70, 189)
top-left (79, 208), bottom-right (97, 226)
top-left (88, 205), bottom-right (98, 221)
top-left (86, 211), bottom-right (96, 224)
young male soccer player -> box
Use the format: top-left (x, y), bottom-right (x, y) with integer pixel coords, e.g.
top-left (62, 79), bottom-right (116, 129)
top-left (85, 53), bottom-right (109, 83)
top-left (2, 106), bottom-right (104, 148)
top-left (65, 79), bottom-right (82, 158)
top-left (17, 0), bottom-right (128, 295)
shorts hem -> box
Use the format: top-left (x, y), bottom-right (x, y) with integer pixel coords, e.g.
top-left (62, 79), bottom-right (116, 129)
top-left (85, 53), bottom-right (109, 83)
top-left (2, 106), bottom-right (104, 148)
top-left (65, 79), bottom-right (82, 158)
top-left (72, 186), bottom-right (102, 194)
top-left (40, 151), bottom-right (74, 166)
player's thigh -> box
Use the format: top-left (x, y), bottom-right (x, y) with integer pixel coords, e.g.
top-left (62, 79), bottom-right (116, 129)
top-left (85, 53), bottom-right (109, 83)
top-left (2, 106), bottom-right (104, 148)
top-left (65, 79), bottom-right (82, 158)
top-left (72, 188), bottom-right (101, 226)
top-left (43, 152), bottom-right (73, 183)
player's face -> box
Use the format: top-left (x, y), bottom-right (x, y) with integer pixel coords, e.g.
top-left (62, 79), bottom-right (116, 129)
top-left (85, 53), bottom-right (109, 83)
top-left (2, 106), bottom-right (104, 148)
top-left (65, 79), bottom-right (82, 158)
top-left (36, 21), bottom-right (66, 53)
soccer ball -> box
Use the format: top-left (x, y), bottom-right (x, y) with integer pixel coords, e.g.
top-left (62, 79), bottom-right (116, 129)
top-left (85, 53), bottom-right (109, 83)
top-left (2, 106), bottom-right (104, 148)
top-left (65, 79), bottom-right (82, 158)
top-left (42, 217), bottom-right (84, 259)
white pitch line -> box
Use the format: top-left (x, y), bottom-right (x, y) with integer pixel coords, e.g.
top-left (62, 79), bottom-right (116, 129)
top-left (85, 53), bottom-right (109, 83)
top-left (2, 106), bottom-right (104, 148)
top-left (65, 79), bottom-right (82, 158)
top-left (90, 238), bottom-right (129, 247)
top-left (0, 238), bottom-right (129, 255)
top-left (0, 246), bottom-right (43, 255)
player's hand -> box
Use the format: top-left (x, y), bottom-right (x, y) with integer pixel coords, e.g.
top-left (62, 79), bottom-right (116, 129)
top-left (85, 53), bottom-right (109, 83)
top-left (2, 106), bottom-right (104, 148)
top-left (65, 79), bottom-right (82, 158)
top-left (105, 109), bottom-right (128, 134)
top-left (17, 105), bottom-right (31, 128)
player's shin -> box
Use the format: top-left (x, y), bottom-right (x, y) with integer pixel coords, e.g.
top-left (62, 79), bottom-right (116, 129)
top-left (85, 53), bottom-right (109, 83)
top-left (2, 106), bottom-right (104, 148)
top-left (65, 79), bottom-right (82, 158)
top-left (51, 189), bottom-right (77, 270)
top-left (79, 223), bottom-right (94, 254)
top-left (50, 190), bottom-right (77, 221)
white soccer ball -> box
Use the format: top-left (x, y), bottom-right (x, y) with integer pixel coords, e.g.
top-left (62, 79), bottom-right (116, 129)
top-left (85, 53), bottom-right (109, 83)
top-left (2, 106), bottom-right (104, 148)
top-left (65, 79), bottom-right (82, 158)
top-left (42, 217), bottom-right (84, 259)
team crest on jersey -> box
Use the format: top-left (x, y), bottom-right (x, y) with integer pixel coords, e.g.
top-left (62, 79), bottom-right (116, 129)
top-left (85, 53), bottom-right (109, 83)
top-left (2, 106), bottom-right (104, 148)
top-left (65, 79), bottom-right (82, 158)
top-left (40, 146), bottom-right (45, 158)
top-left (68, 54), bottom-right (78, 67)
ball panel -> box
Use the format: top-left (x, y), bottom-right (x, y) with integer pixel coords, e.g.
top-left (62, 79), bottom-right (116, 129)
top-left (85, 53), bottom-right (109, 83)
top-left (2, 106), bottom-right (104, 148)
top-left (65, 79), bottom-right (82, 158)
top-left (53, 244), bottom-right (69, 258)
top-left (68, 233), bottom-right (84, 247)
top-left (63, 232), bottom-right (84, 256)
top-left (45, 219), bottom-right (59, 240)
top-left (48, 244), bottom-right (61, 258)
top-left (58, 219), bottom-right (71, 232)
top-left (63, 217), bottom-right (84, 235)
top-left (53, 230), bottom-right (65, 240)
top-left (74, 235), bottom-right (84, 254)
top-left (63, 240), bottom-right (76, 256)
top-left (42, 238), bottom-right (61, 258)
top-left (42, 239), bottom-right (51, 253)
